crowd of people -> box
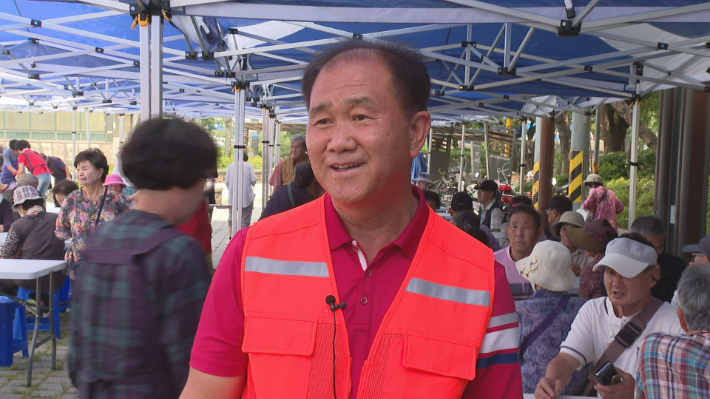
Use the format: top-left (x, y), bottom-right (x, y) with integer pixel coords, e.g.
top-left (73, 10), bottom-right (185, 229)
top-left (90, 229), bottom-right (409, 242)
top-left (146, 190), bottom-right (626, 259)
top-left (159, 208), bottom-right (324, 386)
top-left (0, 39), bottom-right (706, 399)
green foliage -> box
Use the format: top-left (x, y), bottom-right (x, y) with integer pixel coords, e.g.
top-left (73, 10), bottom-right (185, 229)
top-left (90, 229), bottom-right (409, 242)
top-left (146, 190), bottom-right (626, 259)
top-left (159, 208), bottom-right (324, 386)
top-left (598, 149), bottom-right (656, 182)
top-left (640, 92), bottom-right (659, 133)
top-left (249, 155), bottom-right (263, 171)
top-left (216, 146), bottom-right (234, 169)
top-left (598, 152), bottom-right (628, 181)
top-left (554, 152), bottom-right (563, 175)
top-left (605, 176), bottom-right (655, 229)
top-left (554, 174), bottom-right (568, 187)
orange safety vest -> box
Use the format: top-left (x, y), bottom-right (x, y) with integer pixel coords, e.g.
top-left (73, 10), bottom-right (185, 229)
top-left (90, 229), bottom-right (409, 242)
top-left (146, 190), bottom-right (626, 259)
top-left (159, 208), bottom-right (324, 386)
top-left (240, 196), bottom-right (496, 399)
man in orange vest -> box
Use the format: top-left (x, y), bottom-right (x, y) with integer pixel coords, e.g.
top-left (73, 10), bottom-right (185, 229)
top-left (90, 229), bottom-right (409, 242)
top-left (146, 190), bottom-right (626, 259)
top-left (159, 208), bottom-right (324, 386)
top-left (181, 40), bottom-right (523, 399)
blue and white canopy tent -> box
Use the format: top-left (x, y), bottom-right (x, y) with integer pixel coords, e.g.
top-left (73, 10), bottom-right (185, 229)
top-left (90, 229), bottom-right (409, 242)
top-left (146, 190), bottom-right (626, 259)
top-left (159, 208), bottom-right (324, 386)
top-left (2, 0), bottom-right (710, 232)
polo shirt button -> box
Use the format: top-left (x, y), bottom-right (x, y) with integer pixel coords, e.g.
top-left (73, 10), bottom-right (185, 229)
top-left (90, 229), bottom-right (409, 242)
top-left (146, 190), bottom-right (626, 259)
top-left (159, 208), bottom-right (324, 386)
top-left (365, 270), bottom-right (372, 277)
top-left (360, 296), bottom-right (368, 305)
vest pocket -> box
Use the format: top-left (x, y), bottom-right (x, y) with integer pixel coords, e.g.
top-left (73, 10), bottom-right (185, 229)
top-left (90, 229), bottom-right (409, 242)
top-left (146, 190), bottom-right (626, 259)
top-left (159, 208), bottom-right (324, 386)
top-left (242, 317), bottom-right (317, 398)
top-left (383, 334), bottom-right (477, 399)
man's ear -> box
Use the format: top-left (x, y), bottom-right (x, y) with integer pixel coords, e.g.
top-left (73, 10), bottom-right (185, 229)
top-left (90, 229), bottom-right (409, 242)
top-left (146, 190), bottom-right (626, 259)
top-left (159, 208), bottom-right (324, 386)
top-left (649, 264), bottom-right (661, 288)
top-left (408, 111), bottom-right (431, 159)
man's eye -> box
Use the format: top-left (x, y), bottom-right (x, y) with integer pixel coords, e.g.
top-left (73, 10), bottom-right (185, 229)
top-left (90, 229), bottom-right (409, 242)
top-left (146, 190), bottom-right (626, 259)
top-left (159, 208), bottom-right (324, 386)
top-left (354, 114), bottom-right (368, 121)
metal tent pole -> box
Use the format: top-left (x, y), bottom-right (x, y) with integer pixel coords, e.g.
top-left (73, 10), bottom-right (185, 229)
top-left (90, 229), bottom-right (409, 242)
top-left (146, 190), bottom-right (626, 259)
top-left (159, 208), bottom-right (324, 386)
top-left (72, 109), bottom-right (77, 179)
top-left (85, 110), bottom-right (90, 148)
top-left (139, 15), bottom-right (151, 121)
top-left (150, 15), bottom-right (163, 118)
top-left (233, 86), bottom-right (246, 234)
top-left (483, 122), bottom-right (491, 180)
top-left (459, 124), bottom-right (465, 191)
top-left (628, 86), bottom-right (641, 229)
top-left (427, 128), bottom-right (433, 173)
top-left (570, 112), bottom-right (590, 210)
top-left (261, 108), bottom-right (268, 213)
top-left (274, 120), bottom-right (281, 179)
top-left (519, 120), bottom-right (526, 192)
top-left (594, 106), bottom-right (601, 173)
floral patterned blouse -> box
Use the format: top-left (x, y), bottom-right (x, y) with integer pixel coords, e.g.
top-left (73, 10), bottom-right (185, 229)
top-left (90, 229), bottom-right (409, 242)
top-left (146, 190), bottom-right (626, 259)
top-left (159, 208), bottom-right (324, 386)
top-left (55, 187), bottom-right (130, 266)
top-left (579, 252), bottom-right (606, 300)
top-left (581, 186), bottom-right (624, 232)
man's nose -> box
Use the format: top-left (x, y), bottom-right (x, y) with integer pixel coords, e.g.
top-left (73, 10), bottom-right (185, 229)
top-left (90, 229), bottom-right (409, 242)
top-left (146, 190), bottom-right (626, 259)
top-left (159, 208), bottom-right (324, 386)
top-left (326, 122), bottom-right (357, 153)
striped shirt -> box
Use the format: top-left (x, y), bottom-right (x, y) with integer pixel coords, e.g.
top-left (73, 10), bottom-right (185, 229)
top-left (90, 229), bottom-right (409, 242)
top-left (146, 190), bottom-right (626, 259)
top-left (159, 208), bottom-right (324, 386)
top-left (191, 189), bottom-right (522, 399)
top-left (636, 332), bottom-right (710, 399)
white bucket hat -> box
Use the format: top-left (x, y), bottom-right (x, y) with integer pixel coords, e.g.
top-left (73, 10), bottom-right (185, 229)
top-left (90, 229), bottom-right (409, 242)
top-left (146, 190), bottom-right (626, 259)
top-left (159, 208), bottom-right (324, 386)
top-left (516, 241), bottom-right (576, 292)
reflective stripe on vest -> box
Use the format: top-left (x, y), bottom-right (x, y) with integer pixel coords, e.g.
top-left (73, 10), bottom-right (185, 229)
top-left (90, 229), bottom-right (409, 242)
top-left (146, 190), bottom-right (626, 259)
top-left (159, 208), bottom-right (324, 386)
top-left (245, 256), bottom-right (329, 277)
top-left (241, 196), bottom-right (496, 399)
top-left (406, 278), bottom-right (490, 307)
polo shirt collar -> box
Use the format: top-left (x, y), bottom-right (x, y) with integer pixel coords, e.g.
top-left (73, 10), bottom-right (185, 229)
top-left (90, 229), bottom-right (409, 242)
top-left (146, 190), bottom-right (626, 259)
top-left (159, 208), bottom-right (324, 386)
top-left (325, 186), bottom-right (429, 261)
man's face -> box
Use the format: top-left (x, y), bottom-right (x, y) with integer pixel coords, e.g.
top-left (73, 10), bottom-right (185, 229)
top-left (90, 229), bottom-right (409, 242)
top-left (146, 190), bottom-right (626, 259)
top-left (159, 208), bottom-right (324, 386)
top-left (507, 211), bottom-right (540, 257)
top-left (290, 139), bottom-right (307, 160)
top-left (546, 209), bottom-right (561, 226)
top-left (477, 189), bottom-right (494, 205)
top-left (604, 266), bottom-right (655, 308)
top-left (644, 234), bottom-right (665, 256)
top-left (306, 55), bottom-right (430, 206)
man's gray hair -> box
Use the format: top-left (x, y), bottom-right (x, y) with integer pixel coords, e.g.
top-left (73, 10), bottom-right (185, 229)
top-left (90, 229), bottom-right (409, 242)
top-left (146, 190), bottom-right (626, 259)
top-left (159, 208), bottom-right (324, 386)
top-left (677, 265), bottom-right (710, 332)
top-left (630, 215), bottom-right (666, 237)
top-left (290, 134), bottom-right (306, 147)
top-left (16, 173), bottom-right (39, 189)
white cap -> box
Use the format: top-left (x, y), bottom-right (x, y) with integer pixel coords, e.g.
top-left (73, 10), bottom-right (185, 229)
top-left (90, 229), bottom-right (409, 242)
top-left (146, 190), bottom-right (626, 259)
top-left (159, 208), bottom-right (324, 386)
top-left (593, 237), bottom-right (658, 278)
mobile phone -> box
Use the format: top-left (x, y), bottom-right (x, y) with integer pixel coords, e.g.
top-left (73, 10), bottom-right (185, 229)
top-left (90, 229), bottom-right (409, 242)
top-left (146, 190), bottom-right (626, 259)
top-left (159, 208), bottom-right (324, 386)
top-left (594, 361), bottom-right (620, 386)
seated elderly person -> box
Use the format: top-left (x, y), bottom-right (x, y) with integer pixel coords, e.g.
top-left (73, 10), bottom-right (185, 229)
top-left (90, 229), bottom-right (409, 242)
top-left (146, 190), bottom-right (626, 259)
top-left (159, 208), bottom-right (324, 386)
top-left (51, 180), bottom-right (79, 208)
top-left (0, 186), bottom-right (65, 293)
top-left (535, 234), bottom-right (684, 399)
top-left (635, 264), bottom-right (710, 399)
top-left (495, 205), bottom-right (543, 299)
top-left (515, 240), bottom-right (589, 394)
top-left (566, 219), bottom-right (617, 299)
top-left (453, 211), bottom-right (489, 247)
top-left (0, 188), bottom-right (12, 233)
top-left (550, 211), bottom-right (592, 276)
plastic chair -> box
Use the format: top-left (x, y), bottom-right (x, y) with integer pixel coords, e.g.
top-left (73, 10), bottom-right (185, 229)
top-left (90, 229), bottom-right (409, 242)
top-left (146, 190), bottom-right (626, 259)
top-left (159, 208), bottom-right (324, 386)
top-left (58, 276), bottom-right (71, 313)
top-left (0, 296), bottom-right (27, 366)
top-left (14, 288), bottom-right (60, 340)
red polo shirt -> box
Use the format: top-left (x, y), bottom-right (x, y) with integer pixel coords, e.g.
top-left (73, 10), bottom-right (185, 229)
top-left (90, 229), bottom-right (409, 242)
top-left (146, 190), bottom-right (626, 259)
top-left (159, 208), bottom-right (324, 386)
top-left (190, 188), bottom-right (521, 399)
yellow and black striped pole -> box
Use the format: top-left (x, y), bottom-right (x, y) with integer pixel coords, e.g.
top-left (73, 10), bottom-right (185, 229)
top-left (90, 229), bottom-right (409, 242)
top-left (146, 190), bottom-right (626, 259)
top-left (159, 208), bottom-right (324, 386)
top-left (569, 150), bottom-right (584, 206)
top-left (532, 162), bottom-right (540, 209)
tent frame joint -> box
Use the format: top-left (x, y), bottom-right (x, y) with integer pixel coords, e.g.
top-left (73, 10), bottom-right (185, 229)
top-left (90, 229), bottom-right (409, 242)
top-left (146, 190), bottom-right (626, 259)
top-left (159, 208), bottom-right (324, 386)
top-left (557, 20), bottom-right (580, 37)
top-left (497, 66), bottom-right (516, 76)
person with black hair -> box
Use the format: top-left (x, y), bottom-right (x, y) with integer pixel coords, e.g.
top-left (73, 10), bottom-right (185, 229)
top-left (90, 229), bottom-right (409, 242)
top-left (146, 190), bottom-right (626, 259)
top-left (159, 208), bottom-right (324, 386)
top-left (1, 139), bottom-right (19, 190)
top-left (70, 118), bottom-right (214, 398)
top-left (260, 162), bottom-right (315, 220)
top-left (422, 189), bottom-right (440, 211)
top-left (0, 185), bottom-right (65, 293)
top-left (453, 210), bottom-right (489, 247)
top-left (51, 179), bottom-right (78, 208)
top-left (15, 140), bottom-right (52, 199)
top-left (449, 191), bottom-right (500, 250)
top-left (55, 148), bottom-right (129, 277)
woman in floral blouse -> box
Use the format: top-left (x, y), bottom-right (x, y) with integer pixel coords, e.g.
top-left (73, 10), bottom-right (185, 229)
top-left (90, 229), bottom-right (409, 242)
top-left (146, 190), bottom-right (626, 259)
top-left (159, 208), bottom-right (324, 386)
top-left (55, 149), bottom-right (129, 278)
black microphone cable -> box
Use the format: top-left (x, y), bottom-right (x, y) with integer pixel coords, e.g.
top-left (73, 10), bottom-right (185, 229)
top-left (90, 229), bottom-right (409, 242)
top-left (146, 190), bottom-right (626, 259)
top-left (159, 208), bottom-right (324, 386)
top-left (325, 295), bottom-right (345, 399)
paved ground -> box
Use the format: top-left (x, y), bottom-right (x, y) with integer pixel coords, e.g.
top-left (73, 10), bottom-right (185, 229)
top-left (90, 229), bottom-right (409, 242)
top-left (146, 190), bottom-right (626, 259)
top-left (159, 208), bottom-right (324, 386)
top-left (1, 186), bottom-right (264, 398)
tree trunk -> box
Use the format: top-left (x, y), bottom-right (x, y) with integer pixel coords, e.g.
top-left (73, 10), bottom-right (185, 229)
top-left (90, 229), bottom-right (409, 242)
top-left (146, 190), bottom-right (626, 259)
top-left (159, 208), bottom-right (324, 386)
top-left (611, 101), bottom-right (659, 153)
top-left (556, 113), bottom-right (571, 176)
top-left (601, 104), bottom-right (628, 152)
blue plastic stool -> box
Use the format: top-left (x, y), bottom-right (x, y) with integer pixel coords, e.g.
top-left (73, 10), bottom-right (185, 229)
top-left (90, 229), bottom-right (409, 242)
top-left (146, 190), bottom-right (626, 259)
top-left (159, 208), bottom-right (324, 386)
top-left (58, 276), bottom-right (71, 313)
top-left (15, 288), bottom-right (61, 340)
top-left (0, 297), bottom-right (28, 366)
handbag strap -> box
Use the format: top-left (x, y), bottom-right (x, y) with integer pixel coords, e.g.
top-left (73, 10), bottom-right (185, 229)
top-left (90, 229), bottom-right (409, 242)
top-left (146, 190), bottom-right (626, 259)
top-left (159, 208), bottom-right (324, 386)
top-left (94, 187), bottom-right (109, 228)
top-left (519, 294), bottom-right (571, 359)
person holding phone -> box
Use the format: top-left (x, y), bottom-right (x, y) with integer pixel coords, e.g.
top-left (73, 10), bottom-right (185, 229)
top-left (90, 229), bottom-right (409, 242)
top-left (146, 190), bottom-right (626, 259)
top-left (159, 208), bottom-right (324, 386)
top-left (535, 235), bottom-right (683, 399)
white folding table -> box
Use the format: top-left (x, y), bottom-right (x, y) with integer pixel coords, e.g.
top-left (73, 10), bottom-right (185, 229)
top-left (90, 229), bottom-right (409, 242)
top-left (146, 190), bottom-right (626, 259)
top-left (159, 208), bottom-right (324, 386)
top-left (0, 259), bottom-right (66, 386)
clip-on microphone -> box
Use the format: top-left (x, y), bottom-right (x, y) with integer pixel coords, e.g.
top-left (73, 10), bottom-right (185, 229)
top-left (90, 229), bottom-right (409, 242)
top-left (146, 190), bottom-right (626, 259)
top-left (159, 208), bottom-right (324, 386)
top-left (325, 295), bottom-right (346, 399)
